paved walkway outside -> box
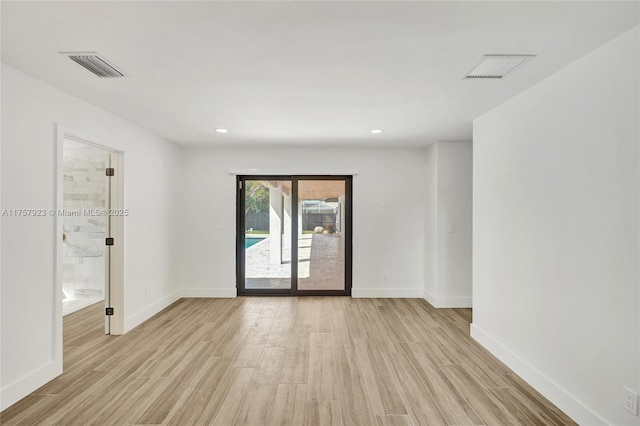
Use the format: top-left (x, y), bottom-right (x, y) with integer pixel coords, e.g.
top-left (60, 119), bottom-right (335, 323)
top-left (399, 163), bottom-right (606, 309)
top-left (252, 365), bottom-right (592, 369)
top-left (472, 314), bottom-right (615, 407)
top-left (245, 233), bottom-right (344, 290)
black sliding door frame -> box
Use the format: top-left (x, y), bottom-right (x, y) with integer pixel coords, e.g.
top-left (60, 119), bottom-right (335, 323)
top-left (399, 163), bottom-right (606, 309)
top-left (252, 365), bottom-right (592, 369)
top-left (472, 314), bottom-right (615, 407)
top-left (236, 175), bottom-right (352, 296)
top-left (236, 175), bottom-right (292, 296)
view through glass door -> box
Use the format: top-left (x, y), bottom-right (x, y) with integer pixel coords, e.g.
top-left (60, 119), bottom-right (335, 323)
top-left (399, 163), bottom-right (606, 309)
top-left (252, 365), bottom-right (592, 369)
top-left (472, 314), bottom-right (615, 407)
top-left (237, 176), bottom-right (352, 296)
top-left (241, 178), bottom-right (292, 292)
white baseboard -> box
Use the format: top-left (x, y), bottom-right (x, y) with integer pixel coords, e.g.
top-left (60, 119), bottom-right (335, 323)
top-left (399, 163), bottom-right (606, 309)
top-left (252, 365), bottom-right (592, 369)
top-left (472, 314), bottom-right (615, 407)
top-left (0, 360), bottom-right (61, 411)
top-left (423, 289), bottom-right (472, 308)
top-left (351, 288), bottom-right (423, 298)
top-left (124, 289), bottom-right (182, 333)
top-left (181, 287), bottom-right (237, 298)
top-left (470, 324), bottom-right (607, 425)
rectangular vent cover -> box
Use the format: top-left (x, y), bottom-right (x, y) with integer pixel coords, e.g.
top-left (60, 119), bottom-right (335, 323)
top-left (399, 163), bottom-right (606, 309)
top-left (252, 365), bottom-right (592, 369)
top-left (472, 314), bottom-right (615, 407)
top-left (61, 52), bottom-right (125, 78)
top-left (464, 54), bottom-right (535, 79)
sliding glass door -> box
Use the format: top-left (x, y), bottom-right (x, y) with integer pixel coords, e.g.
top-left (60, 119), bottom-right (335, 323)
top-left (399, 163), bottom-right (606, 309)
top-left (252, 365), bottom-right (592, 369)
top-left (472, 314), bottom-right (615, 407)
top-left (294, 178), bottom-right (347, 292)
top-left (237, 176), bottom-right (352, 296)
top-left (239, 178), bottom-right (292, 293)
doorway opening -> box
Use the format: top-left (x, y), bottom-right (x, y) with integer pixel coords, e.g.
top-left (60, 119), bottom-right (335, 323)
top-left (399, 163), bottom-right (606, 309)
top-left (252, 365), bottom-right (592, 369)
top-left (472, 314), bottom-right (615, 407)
top-left (62, 139), bottom-right (109, 316)
top-left (57, 128), bottom-right (124, 339)
top-left (237, 176), bottom-right (352, 296)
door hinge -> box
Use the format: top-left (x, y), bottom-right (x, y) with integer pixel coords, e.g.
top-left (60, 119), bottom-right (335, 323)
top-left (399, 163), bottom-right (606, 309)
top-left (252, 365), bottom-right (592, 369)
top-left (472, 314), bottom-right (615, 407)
top-left (239, 180), bottom-right (243, 190)
top-left (106, 167), bottom-right (115, 176)
top-left (105, 307), bottom-right (114, 316)
top-left (105, 237), bottom-right (114, 246)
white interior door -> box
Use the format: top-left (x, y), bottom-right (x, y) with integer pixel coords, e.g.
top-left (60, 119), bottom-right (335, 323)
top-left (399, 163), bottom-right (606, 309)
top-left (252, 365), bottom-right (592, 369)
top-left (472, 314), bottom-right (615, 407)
top-left (102, 151), bottom-right (125, 334)
top-left (104, 153), bottom-right (112, 334)
top-left (106, 151), bottom-right (125, 335)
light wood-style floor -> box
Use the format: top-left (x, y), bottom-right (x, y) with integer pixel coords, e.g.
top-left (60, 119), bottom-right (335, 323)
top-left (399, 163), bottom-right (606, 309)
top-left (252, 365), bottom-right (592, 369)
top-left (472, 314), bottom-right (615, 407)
top-left (0, 297), bottom-right (576, 425)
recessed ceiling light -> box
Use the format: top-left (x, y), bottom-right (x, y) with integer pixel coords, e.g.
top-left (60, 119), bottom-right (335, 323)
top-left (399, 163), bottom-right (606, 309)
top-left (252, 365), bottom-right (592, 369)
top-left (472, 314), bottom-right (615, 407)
top-left (215, 128), bottom-right (228, 133)
top-left (370, 129), bottom-right (383, 134)
top-left (464, 54), bottom-right (535, 79)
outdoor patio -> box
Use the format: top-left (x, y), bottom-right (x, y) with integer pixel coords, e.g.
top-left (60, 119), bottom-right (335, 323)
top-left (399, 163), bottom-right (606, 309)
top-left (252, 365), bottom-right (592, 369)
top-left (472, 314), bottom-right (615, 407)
top-left (245, 233), bottom-right (345, 290)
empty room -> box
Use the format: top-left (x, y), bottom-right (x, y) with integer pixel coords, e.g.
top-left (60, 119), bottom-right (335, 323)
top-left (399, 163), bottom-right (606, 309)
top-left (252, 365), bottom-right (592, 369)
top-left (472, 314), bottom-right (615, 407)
top-left (1, 1), bottom-right (639, 425)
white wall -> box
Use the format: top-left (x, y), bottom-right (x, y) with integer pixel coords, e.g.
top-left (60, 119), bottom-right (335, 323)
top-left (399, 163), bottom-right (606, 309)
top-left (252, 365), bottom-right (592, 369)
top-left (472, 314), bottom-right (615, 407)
top-left (178, 147), bottom-right (426, 298)
top-left (0, 64), bottom-right (182, 410)
top-left (0, 62), bottom-right (3, 416)
top-left (424, 144), bottom-right (438, 301)
top-left (472, 26), bottom-right (639, 425)
top-left (424, 141), bottom-right (473, 308)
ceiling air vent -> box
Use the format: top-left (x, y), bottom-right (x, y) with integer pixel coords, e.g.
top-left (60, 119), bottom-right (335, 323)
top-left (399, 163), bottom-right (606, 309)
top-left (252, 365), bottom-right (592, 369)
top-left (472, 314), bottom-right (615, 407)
top-left (61, 52), bottom-right (125, 78)
top-left (464, 54), bottom-right (535, 79)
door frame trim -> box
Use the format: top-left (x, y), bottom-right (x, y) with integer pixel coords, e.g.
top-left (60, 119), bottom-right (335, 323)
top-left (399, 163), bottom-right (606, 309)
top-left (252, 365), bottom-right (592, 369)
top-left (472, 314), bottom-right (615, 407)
top-left (55, 125), bottom-right (125, 349)
top-left (236, 175), bottom-right (353, 296)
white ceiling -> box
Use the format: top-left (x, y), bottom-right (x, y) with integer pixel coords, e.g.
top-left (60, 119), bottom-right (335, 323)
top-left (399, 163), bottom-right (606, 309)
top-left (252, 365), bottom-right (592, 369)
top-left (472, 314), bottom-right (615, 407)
top-left (2, 1), bottom-right (638, 147)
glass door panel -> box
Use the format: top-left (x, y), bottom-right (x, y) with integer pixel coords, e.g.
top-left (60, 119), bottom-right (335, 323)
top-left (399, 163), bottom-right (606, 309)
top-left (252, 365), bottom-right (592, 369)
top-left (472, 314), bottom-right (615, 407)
top-left (243, 179), bottom-right (292, 290)
top-left (296, 179), bottom-right (346, 291)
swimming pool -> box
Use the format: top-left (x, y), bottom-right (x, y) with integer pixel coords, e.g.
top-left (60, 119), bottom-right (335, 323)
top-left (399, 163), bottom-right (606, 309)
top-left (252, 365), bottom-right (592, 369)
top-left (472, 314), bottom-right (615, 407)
top-left (245, 236), bottom-right (265, 249)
